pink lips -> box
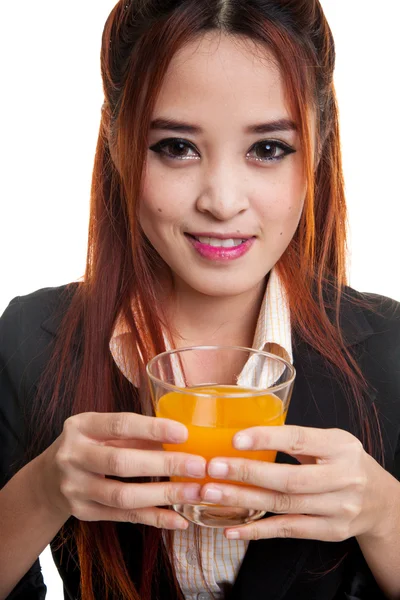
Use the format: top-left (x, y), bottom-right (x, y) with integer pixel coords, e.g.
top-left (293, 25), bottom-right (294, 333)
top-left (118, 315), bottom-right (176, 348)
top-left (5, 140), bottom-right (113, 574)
top-left (185, 234), bottom-right (255, 261)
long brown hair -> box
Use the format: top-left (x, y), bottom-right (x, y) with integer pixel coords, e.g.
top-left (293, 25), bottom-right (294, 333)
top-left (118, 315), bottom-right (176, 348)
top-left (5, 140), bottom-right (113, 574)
top-left (30, 1), bottom-right (383, 598)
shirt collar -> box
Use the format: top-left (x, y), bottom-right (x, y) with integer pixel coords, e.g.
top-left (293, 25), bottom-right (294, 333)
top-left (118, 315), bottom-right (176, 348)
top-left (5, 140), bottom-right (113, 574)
top-left (252, 266), bottom-right (292, 364)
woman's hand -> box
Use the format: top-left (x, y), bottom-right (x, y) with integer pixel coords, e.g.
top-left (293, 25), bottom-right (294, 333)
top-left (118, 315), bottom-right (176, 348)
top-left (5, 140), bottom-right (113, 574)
top-left (199, 425), bottom-right (399, 541)
top-left (37, 412), bottom-right (206, 530)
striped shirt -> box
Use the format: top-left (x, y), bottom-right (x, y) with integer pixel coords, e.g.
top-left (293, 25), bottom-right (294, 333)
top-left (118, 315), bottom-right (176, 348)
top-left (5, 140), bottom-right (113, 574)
top-left (109, 266), bottom-right (293, 599)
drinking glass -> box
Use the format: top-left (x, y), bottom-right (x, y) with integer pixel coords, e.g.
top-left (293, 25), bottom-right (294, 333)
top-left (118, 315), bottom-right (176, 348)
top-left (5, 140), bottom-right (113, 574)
top-left (146, 346), bottom-right (295, 527)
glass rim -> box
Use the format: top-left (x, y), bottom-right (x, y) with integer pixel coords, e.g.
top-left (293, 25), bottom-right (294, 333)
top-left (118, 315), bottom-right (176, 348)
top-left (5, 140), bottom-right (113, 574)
top-left (146, 344), bottom-right (296, 397)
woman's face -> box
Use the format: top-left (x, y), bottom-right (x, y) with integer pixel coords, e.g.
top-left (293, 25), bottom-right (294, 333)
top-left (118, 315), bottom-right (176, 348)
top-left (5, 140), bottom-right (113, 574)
top-left (140, 32), bottom-right (313, 299)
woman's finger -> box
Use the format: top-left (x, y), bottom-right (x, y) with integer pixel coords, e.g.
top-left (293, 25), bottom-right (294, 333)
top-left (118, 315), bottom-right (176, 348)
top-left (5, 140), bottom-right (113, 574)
top-left (68, 411), bottom-right (188, 444)
top-left (207, 459), bottom-right (348, 494)
top-left (81, 502), bottom-right (190, 530)
top-left (75, 445), bottom-right (206, 479)
top-left (232, 425), bottom-right (362, 461)
top-left (201, 483), bottom-right (341, 516)
top-left (224, 514), bottom-right (350, 543)
top-left (79, 474), bottom-right (202, 509)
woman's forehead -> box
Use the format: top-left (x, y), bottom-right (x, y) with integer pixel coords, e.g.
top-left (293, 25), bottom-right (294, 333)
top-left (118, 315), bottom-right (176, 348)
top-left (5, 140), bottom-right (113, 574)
top-left (153, 32), bottom-right (293, 130)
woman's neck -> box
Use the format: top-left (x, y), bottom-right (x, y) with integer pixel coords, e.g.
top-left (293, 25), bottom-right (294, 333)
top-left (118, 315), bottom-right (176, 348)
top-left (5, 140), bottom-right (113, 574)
top-left (163, 276), bottom-right (268, 350)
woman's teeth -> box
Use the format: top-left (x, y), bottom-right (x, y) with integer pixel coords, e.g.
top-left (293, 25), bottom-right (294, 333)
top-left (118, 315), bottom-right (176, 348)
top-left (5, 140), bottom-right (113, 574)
top-left (194, 236), bottom-right (246, 247)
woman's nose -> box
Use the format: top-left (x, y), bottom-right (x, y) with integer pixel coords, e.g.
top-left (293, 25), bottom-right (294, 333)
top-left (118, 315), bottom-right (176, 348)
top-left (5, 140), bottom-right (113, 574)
top-left (195, 164), bottom-right (250, 220)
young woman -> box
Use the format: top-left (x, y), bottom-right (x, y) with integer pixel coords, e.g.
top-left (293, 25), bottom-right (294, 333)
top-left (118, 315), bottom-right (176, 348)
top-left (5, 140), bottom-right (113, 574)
top-left (1, 1), bottom-right (399, 599)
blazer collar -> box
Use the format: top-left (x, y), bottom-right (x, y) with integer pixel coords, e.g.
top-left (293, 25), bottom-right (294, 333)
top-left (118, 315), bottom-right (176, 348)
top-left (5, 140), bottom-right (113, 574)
top-left (324, 285), bottom-right (374, 347)
top-left (40, 283), bottom-right (79, 339)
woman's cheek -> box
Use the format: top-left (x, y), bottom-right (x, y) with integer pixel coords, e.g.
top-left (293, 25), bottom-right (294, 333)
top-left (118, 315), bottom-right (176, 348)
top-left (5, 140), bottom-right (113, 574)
top-left (256, 192), bottom-right (304, 227)
top-left (254, 182), bottom-right (305, 251)
top-left (141, 164), bottom-right (193, 221)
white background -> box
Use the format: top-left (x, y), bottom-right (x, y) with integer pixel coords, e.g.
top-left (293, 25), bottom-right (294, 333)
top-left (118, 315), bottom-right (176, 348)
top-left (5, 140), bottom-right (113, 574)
top-left (1, 1), bottom-right (399, 597)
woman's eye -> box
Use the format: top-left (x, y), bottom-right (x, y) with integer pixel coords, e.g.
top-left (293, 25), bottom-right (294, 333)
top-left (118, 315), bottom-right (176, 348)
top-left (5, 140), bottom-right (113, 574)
top-left (247, 141), bottom-right (296, 162)
top-left (149, 138), bottom-right (199, 161)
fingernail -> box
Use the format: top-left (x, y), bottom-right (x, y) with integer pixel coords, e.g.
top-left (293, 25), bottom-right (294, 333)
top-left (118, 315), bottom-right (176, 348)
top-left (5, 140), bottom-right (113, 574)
top-left (183, 484), bottom-right (202, 501)
top-left (226, 530), bottom-right (240, 539)
top-left (175, 519), bottom-right (189, 530)
top-left (208, 461), bottom-right (229, 478)
top-left (204, 487), bottom-right (223, 503)
top-left (234, 434), bottom-right (253, 450)
top-left (168, 422), bottom-right (188, 442)
top-left (185, 459), bottom-right (206, 477)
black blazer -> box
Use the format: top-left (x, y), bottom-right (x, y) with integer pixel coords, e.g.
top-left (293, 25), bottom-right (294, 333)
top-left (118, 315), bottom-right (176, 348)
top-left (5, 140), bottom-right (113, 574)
top-left (1, 284), bottom-right (400, 600)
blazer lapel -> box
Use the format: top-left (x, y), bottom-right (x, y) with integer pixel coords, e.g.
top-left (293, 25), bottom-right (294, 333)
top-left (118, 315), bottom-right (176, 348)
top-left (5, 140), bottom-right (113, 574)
top-left (228, 293), bottom-right (375, 600)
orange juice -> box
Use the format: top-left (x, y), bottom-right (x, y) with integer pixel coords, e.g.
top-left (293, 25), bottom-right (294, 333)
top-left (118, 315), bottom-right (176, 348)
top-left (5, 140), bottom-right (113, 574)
top-left (156, 385), bottom-right (287, 487)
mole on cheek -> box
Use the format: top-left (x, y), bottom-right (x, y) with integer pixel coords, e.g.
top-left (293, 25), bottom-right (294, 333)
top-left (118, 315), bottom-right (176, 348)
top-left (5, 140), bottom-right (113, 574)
top-left (280, 232), bottom-right (283, 236)
top-left (158, 208), bottom-right (163, 213)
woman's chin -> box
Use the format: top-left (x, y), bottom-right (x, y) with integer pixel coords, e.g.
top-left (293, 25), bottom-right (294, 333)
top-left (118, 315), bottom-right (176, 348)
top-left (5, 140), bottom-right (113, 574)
top-left (174, 273), bottom-right (266, 299)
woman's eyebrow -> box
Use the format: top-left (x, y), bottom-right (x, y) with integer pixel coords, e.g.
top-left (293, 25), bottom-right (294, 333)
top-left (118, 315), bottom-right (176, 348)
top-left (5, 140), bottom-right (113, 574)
top-left (150, 117), bottom-right (297, 135)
